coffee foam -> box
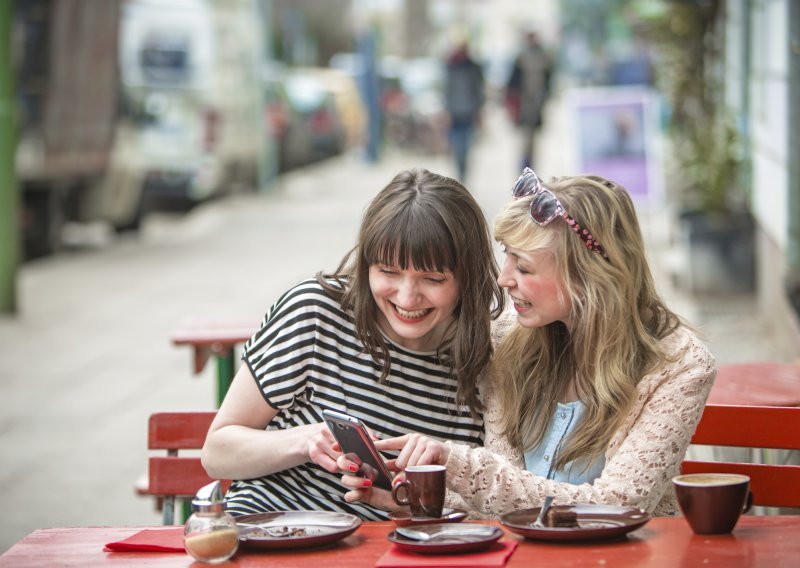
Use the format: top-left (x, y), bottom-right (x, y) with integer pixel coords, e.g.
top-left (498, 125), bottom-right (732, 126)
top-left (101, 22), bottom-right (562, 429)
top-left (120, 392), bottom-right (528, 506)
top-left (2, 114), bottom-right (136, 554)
top-left (405, 464), bottom-right (446, 472)
top-left (673, 473), bottom-right (750, 487)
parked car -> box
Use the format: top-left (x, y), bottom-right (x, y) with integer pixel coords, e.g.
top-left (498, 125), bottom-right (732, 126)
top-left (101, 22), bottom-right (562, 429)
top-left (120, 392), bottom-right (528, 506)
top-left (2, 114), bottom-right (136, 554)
top-left (283, 69), bottom-right (347, 163)
top-left (305, 67), bottom-right (366, 152)
top-left (356, 55), bottom-right (448, 154)
top-left (118, 0), bottom-right (263, 209)
top-left (262, 68), bottom-right (308, 172)
top-left (396, 57), bottom-right (448, 154)
top-left (262, 66), bottom-right (347, 172)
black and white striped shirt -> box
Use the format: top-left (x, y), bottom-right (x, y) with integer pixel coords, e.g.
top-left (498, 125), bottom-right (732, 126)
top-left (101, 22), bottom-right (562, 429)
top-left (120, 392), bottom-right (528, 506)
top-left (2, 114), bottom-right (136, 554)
top-left (224, 278), bottom-right (485, 520)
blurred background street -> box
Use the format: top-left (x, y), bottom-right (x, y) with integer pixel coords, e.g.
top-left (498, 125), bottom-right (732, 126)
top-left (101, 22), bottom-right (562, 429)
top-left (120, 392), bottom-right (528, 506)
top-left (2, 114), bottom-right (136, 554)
top-left (1, 0), bottom-right (798, 555)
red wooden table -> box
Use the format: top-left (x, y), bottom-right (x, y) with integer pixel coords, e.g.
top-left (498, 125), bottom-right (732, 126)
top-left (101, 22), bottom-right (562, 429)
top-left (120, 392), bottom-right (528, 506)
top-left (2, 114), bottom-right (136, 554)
top-left (708, 363), bottom-right (800, 407)
top-left (171, 318), bottom-right (258, 407)
top-left (2, 517), bottom-right (799, 567)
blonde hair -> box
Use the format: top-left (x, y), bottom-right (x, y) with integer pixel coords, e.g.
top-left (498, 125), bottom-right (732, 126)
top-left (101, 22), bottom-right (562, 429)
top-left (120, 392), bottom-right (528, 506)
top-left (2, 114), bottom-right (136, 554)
top-left (494, 175), bottom-right (682, 469)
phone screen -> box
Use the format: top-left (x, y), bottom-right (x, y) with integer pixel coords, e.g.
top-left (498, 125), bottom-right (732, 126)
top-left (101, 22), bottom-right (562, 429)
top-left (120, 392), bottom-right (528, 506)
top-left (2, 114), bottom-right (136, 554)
top-left (322, 409), bottom-right (394, 491)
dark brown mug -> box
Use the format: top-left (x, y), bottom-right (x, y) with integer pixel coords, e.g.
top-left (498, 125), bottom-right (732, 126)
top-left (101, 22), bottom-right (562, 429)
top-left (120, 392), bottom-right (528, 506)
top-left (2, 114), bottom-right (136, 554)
top-left (672, 473), bottom-right (754, 534)
top-left (391, 465), bottom-right (446, 519)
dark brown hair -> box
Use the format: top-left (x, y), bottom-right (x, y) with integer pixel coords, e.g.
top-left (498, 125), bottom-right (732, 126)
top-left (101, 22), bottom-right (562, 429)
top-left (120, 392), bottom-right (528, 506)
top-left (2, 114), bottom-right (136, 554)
top-left (318, 168), bottom-right (504, 414)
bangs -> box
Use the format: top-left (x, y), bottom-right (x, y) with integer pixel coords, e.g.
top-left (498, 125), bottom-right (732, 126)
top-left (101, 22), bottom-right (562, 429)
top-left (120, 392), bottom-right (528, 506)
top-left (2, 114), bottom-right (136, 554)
top-left (364, 206), bottom-right (457, 272)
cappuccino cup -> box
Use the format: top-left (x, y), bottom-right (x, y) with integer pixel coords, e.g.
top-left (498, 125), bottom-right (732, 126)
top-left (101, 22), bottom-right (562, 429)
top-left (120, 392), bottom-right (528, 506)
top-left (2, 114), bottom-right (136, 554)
top-left (391, 465), bottom-right (446, 519)
top-left (672, 473), bottom-right (753, 534)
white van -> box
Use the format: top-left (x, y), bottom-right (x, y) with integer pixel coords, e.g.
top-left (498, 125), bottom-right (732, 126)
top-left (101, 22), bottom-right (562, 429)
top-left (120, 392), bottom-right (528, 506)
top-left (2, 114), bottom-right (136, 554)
top-left (118, 0), bottom-right (262, 206)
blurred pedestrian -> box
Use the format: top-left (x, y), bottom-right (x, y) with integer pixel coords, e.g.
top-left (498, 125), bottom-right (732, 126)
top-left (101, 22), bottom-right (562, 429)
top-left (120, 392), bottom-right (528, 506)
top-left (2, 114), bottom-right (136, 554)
top-left (201, 168), bottom-right (504, 520)
top-left (444, 40), bottom-right (485, 183)
top-left (505, 31), bottom-right (554, 170)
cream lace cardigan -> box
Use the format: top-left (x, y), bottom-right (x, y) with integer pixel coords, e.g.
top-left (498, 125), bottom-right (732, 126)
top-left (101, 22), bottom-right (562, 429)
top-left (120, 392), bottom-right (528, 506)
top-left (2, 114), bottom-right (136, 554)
top-left (444, 324), bottom-right (717, 517)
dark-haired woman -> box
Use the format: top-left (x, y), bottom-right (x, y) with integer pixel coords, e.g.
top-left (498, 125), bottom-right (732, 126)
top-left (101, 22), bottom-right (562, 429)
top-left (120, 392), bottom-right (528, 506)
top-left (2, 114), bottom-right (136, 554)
top-left (201, 168), bottom-right (504, 519)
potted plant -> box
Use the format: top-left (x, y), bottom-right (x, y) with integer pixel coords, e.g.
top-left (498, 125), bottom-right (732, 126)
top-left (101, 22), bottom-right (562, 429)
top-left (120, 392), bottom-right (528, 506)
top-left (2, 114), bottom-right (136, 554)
top-left (636, 0), bottom-right (755, 293)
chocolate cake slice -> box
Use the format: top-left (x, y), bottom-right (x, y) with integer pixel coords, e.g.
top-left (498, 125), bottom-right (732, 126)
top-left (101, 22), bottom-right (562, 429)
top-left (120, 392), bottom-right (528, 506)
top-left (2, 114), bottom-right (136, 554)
top-left (544, 507), bottom-right (579, 528)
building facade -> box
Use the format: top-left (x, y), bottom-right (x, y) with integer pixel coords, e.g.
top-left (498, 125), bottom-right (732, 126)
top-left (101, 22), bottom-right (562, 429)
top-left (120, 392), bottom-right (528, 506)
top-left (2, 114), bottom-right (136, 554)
top-left (725, 0), bottom-right (800, 360)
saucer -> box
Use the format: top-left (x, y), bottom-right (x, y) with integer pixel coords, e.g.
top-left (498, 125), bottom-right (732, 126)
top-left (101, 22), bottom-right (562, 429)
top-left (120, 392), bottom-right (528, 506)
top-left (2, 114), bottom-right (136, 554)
top-left (236, 511), bottom-right (361, 550)
top-left (387, 524), bottom-right (503, 554)
top-left (500, 505), bottom-right (651, 542)
top-left (388, 508), bottom-right (468, 527)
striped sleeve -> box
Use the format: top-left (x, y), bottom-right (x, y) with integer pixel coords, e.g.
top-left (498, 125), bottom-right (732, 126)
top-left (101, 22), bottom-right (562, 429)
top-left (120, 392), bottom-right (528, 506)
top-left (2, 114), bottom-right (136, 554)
top-left (242, 278), bottom-right (348, 410)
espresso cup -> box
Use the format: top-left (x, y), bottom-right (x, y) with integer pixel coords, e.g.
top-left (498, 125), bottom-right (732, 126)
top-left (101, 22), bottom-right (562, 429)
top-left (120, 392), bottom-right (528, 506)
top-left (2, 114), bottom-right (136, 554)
top-left (391, 465), bottom-right (446, 519)
top-left (672, 473), bottom-right (753, 535)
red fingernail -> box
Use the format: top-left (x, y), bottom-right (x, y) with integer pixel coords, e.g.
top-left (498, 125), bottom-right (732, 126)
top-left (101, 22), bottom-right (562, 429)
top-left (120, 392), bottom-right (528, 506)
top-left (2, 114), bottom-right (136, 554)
top-left (349, 464), bottom-right (359, 473)
top-left (362, 479), bottom-right (373, 487)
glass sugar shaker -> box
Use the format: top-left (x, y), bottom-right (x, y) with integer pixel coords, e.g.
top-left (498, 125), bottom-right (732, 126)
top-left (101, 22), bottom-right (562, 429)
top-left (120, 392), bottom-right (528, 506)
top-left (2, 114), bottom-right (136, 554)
top-left (183, 480), bottom-right (239, 564)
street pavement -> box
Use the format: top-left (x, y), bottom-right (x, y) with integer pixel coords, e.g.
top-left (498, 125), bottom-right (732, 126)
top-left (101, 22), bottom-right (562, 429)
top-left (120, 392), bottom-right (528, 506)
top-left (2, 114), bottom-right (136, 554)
top-left (0, 96), bottom-right (787, 554)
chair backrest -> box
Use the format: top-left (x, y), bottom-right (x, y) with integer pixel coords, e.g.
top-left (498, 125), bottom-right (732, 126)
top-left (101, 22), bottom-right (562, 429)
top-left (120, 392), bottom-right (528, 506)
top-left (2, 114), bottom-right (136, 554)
top-left (147, 411), bottom-right (228, 524)
top-left (681, 404), bottom-right (800, 508)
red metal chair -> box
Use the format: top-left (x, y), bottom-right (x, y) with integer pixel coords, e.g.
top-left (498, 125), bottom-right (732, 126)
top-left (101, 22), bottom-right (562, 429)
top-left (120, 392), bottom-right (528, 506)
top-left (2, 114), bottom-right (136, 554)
top-left (145, 411), bottom-right (229, 524)
top-left (682, 404), bottom-right (800, 508)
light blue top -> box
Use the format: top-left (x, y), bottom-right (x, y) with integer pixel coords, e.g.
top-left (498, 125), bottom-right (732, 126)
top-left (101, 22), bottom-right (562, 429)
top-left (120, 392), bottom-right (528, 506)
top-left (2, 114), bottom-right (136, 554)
top-left (523, 400), bottom-right (605, 484)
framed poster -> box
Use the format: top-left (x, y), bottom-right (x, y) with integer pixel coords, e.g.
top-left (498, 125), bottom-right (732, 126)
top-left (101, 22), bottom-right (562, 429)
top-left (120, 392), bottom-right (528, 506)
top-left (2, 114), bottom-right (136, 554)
top-left (568, 86), bottom-right (664, 209)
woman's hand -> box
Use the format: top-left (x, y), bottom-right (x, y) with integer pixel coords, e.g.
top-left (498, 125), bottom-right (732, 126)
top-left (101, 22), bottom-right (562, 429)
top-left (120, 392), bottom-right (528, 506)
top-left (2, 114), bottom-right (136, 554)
top-left (334, 433), bottom-right (450, 510)
top-left (336, 455), bottom-right (400, 510)
top-left (375, 434), bottom-right (451, 471)
top-left (305, 422), bottom-right (343, 473)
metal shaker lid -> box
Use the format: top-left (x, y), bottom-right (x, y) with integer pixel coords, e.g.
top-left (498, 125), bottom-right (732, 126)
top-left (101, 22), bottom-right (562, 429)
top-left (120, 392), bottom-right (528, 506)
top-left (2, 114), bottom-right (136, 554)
top-left (192, 480), bottom-right (225, 513)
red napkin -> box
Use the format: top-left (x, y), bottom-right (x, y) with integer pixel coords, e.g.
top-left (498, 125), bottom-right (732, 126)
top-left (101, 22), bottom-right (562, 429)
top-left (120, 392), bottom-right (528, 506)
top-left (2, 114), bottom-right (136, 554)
top-left (375, 539), bottom-right (518, 568)
top-left (104, 527), bottom-right (186, 553)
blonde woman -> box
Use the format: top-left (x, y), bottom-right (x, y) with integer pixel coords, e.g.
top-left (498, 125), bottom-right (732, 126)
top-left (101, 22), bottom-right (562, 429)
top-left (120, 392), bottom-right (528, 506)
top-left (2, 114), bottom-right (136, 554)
top-left (340, 169), bottom-right (717, 516)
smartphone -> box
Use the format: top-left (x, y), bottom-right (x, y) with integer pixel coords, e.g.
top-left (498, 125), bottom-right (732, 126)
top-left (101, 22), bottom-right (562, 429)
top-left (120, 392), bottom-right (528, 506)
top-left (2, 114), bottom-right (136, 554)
top-left (322, 409), bottom-right (394, 491)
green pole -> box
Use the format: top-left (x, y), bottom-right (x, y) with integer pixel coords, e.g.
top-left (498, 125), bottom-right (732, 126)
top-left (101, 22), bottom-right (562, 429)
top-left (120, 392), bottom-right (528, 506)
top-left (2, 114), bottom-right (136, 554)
top-left (215, 350), bottom-right (235, 407)
top-left (0, 0), bottom-right (19, 314)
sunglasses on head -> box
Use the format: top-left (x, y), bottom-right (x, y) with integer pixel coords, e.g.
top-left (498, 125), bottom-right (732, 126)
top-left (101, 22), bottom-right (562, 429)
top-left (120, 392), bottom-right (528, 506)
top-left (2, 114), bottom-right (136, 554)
top-left (511, 168), bottom-right (609, 260)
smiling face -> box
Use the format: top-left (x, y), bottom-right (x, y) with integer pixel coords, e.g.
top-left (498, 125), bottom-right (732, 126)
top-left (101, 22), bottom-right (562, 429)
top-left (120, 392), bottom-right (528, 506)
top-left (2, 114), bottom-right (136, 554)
top-left (498, 245), bottom-right (573, 331)
top-left (368, 263), bottom-right (460, 352)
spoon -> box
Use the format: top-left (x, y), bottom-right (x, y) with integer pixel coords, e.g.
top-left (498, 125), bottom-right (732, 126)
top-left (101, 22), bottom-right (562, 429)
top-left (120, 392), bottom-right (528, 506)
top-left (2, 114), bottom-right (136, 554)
top-left (533, 495), bottom-right (555, 528)
top-left (395, 525), bottom-right (498, 541)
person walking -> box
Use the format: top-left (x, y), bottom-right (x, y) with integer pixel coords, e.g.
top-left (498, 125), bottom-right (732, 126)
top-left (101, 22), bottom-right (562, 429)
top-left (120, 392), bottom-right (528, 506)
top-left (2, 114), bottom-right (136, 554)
top-left (505, 31), bottom-right (554, 170)
top-left (443, 40), bottom-right (485, 183)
